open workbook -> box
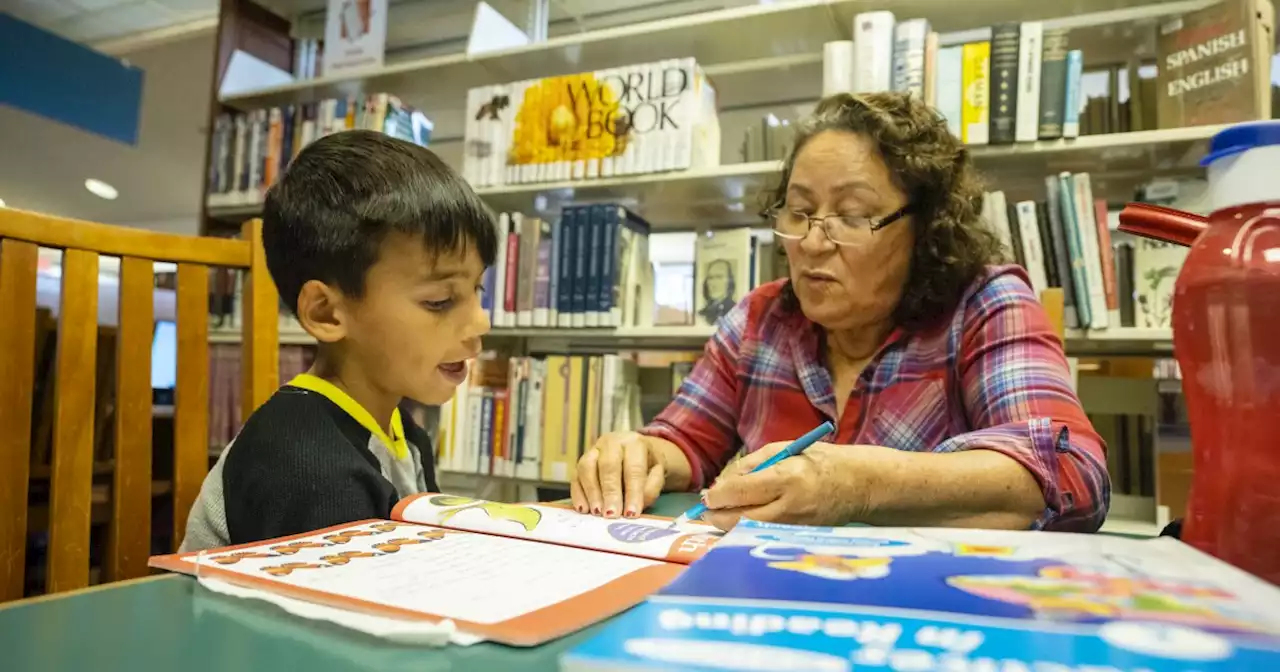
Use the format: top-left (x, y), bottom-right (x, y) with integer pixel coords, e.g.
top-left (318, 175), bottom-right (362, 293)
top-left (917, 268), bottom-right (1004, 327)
top-left (149, 494), bottom-right (720, 646)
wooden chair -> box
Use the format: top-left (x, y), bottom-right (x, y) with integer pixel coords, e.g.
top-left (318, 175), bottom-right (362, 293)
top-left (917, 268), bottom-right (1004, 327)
top-left (0, 209), bottom-right (280, 602)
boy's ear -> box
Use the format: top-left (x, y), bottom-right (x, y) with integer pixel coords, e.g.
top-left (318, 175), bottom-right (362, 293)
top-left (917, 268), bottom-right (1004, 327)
top-left (295, 279), bottom-right (348, 343)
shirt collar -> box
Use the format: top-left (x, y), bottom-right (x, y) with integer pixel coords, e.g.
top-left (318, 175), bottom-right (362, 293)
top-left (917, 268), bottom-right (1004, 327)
top-left (287, 373), bottom-right (409, 460)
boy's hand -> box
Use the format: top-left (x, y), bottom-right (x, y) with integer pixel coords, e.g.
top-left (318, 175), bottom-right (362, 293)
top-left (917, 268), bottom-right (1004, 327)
top-left (570, 432), bottom-right (664, 519)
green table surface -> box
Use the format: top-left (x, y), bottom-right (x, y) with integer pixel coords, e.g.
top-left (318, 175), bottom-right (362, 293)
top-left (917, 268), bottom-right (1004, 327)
top-left (0, 493), bottom-right (702, 672)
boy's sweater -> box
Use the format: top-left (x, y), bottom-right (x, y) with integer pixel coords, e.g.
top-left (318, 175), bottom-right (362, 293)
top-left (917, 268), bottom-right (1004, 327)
top-left (180, 376), bottom-right (438, 552)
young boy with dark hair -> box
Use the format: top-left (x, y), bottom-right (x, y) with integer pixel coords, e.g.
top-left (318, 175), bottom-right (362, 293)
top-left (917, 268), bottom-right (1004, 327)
top-left (181, 131), bottom-right (495, 551)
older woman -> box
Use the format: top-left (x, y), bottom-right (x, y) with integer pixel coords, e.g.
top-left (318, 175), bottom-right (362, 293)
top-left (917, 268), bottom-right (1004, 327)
top-left (569, 92), bottom-right (1109, 532)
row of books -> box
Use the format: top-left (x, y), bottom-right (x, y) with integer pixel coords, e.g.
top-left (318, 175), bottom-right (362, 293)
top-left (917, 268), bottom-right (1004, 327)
top-left (986, 172), bottom-right (1185, 331)
top-left (843, 1), bottom-right (1271, 146)
top-left (463, 58), bottom-right (722, 188)
top-left (486, 206), bottom-right (654, 329)
top-left (205, 94), bottom-right (434, 205)
top-left (435, 354), bottom-right (642, 483)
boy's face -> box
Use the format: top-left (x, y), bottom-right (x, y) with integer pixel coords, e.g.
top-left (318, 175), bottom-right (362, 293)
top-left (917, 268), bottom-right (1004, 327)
top-left (339, 232), bottom-right (489, 406)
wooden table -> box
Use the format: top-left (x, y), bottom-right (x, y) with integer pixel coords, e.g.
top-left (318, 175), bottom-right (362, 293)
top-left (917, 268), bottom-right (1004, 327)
top-left (0, 493), bottom-right (701, 672)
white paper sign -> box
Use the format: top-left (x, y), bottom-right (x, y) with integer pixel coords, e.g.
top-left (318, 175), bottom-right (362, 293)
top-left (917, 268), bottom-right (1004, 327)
top-left (323, 0), bottom-right (387, 76)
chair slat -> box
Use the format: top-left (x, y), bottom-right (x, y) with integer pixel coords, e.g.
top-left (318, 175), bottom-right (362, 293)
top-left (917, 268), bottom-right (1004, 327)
top-left (106, 257), bottom-right (153, 582)
top-left (47, 249), bottom-right (100, 595)
top-left (0, 240), bottom-right (39, 601)
top-left (241, 220), bottom-right (279, 419)
top-left (173, 263), bottom-right (209, 549)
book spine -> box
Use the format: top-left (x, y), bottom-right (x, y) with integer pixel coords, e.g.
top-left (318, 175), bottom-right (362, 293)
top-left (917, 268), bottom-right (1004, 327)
top-left (1116, 241), bottom-right (1136, 327)
top-left (503, 214), bottom-right (521, 327)
top-left (1037, 29), bottom-right (1069, 139)
top-left (961, 41), bottom-right (991, 145)
top-left (989, 23), bottom-right (1020, 145)
top-left (492, 213), bottom-right (509, 327)
top-left (1073, 174), bottom-right (1109, 329)
top-left (1093, 199), bottom-right (1121, 325)
top-left (892, 19), bottom-right (929, 98)
top-left (534, 219), bottom-right (553, 327)
top-left (1044, 175), bottom-right (1078, 328)
top-left (923, 32), bottom-right (939, 106)
top-left (1015, 200), bottom-right (1049, 295)
top-left (1063, 50), bottom-right (1084, 139)
top-left (936, 46), bottom-right (964, 139)
top-left (546, 218), bottom-right (559, 327)
top-left (572, 207), bottom-right (589, 327)
top-left (557, 208), bottom-right (575, 327)
top-left (519, 359), bottom-right (544, 480)
top-left (1057, 173), bottom-right (1093, 328)
top-left (852, 11), bottom-right (896, 93)
top-left (516, 215), bottom-right (537, 327)
top-left (586, 205), bottom-right (606, 327)
top-left (1015, 22), bottom-right (1043, 142)
top-left (602, 207), bottom-right (621, 327)
top-left (1034, 200), bottom-right (1060, 289)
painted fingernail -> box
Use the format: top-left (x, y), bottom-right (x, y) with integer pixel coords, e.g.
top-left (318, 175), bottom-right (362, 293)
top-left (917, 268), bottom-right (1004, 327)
top-left (575, 505), bottom-right (585, 513)
top-left (624, 508), bottom-right (636, 518)
top-left (592, 507), bottom-right (600, 515)
top-left (605, 508), bottom-right (616, 518)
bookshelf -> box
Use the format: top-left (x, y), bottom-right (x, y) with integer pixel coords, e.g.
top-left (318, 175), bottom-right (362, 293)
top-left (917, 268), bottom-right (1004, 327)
top-left (206, 123), bottom-right (1227, 225)
top-left (209, 325), bottom-right (1175, 354)
top-left (219, 0), bottom-right (1215, 117)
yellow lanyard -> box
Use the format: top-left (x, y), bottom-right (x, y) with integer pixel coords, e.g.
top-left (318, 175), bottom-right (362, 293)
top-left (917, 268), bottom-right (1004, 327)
top-left (287, 373), bottom-right (409, 460)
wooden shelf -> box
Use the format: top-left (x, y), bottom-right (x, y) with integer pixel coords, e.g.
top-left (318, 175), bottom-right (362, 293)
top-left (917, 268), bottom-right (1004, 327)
top-left (210, 324), bottom-right (1172, 354)
top-left (207, 123), bottom-right (1227, 226)
top-left (218, 0), bottom-right (1210, 143)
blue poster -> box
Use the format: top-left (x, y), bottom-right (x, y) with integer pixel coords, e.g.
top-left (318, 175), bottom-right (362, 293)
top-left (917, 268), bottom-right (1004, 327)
top-left (563, 520), bottom-right (1280, 671)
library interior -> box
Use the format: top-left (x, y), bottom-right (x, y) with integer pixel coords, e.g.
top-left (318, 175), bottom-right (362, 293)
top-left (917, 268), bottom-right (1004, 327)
top-left (2, 0), bottom-right (1280, 670)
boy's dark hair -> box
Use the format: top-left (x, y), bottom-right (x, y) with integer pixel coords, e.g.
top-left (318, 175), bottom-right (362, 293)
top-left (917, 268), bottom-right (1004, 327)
top-left (263, 130), bottom-right (498, 315)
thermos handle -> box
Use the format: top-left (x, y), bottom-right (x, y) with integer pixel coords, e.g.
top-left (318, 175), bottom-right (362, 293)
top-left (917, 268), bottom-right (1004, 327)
top-left (1117, 203), bottom-right (1208, 248)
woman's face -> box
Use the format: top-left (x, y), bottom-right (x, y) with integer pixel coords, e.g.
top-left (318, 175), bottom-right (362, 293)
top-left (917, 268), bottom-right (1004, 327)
top-left (783, 130), bottom-right (914, 333)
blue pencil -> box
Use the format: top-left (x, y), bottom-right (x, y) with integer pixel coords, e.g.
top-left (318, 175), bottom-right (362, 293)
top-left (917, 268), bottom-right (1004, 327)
top-left (668, 420), bottom-right (836, 528)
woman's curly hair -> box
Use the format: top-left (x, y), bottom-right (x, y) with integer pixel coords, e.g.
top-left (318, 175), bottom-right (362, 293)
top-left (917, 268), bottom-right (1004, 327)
top-left (769, 92), bottom-right (1004, 330)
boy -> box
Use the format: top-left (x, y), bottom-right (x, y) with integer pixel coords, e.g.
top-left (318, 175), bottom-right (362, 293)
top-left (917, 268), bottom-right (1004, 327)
top-left (180, 131), bottom-right (495, 551)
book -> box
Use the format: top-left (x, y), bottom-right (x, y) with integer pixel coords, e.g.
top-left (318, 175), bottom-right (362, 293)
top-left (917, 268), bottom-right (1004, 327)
top-left (1037, 28), bottom-right (1070, 140)
top-left (462, 59), bottom-right (720, 188)
top-left (1156, 0), bottom-right (1275, 129)
top-left (988, 22), bottom-right (1021, 145)
top-left (1014, 21), bottom-right (1043, 143)
top-left (936, 45), bottom-right (964, 139)
top-left (151, 495), bottom-right (721, 647)
top-left (961, 40), bottom-right (992, 145)
top-left (852, 11), bottom-right (896, 93)
top-left (563, 519), bottom-right (1280, 670)
top-left (891, 19), bottom-right (930, 98)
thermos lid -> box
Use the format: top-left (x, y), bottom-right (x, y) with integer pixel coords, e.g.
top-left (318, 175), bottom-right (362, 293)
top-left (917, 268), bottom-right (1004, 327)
top-left (1200, 120), bottom-right (1280, 166)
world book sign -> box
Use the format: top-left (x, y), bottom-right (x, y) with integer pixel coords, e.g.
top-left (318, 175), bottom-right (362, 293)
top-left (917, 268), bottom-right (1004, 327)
top-left (1155, 0), bottom-right (1275, 128)
top-left (464, 58), bottom-right (722, 187)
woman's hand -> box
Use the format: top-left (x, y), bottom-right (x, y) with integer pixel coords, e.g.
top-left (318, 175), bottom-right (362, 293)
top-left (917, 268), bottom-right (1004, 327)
top-left (700, 441), bottom-right (903, 531)
top-left (571, 432), bottom-right (680, 518)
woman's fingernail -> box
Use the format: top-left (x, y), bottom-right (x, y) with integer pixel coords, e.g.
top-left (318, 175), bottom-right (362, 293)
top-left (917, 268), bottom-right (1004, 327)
top-left (624, 508), bottom-right (636, 518)
top-left (575, 505), bottom-right (585, 513)
top-left (592, 507), bottom-right (600, 515)
top-left (604, 508), bottom-right (616, 518)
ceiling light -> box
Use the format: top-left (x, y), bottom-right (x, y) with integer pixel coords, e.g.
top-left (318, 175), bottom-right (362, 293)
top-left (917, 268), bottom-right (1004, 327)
top-left (0, 198), bottom-right (6, 207)
top-left (85, 178), bottom-right (118, 200)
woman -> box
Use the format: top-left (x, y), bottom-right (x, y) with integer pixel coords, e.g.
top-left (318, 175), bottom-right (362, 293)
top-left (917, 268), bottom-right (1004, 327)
top-left (570, 92), bottom-right (1109, 533)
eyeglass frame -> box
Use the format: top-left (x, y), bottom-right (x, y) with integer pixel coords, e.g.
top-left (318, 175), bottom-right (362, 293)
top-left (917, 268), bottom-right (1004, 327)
top-left (763, 203), bottom-right (914, 246)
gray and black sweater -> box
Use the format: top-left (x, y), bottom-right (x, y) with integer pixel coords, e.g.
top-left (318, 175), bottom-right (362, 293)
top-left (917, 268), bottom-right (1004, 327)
top-left (180, 383), bottom-right (438, 552)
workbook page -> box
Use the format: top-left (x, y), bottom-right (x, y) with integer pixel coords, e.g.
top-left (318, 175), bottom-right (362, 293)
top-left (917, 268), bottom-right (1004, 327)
top-left (152, 520), bottom-right (679, 646)
top-left (394, 494), bottom-right (721, 564)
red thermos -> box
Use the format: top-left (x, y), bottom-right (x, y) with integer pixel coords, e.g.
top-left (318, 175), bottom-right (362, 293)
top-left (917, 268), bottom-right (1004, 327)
top-left (1119, 121), bottom-right (1280, 583)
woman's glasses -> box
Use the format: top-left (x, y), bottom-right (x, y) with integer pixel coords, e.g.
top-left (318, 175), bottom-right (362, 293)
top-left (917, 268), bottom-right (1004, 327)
top-left (766, 204), bottom-right (911, 246)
